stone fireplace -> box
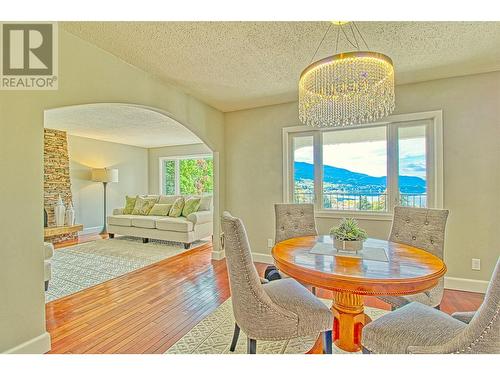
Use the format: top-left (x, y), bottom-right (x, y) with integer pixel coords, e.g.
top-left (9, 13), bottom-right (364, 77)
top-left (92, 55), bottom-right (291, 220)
top-left (44, 128), bottom-right (77, 242)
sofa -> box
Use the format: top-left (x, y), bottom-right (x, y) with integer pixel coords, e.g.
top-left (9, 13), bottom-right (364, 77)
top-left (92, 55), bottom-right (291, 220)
top-left (107, 194), bottom-right (213, 249)
top-left (43, 242), bottom-right (54, 291)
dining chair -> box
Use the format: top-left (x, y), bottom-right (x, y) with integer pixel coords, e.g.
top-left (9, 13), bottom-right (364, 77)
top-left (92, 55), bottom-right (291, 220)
top-left (222, 211), bottom-right (333, 354)
top-left (379, 206), bottom-right (449, 310)
top-left (362, 258), bottom-right (500, 354)
top-left (274, 203), bottom-right (317, 244)
top-left (274, 203), bottom-right (318, 294)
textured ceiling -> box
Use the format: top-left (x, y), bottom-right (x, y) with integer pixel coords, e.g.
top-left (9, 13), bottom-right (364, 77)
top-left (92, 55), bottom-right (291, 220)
top-left (62, 22), bottom-right (500, 112)
top-left (44, 104), bottom-right (202, 148)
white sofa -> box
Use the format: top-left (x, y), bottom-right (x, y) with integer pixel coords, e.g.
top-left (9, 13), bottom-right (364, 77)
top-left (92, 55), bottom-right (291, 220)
top-left (107, 195), bottom-right (213, 249)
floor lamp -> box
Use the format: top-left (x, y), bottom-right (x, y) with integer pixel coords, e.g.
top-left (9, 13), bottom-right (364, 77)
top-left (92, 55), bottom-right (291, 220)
top-left (91, 168), bottom-right (119, 235)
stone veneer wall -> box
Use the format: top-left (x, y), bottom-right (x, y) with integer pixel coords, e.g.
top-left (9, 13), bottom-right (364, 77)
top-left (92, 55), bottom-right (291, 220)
top-left (44, 128), bottom-right (76, 242)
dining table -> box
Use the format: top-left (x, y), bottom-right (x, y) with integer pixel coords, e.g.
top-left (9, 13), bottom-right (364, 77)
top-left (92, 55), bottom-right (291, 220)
top-left (272, 235), bottom-right (446, 352)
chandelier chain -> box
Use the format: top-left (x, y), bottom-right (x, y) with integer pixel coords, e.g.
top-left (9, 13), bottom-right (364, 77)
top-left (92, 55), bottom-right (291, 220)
top-left (349, 22), bottom-right (360, 50)
top-left (309, 22), bottom-right (332, 64)
top-left (312, 22), bottom-right (370, 63)
top-left (335, 26), bottom-right (341, 54)
top-left (340, 24), bottom-right (358, 49)
top-left (352, 21), bottom-right (370, 50)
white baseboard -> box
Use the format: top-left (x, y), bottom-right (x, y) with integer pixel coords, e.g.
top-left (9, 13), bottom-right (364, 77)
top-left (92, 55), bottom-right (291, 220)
top-left (251, 252), bottom-right (487, 293)
top-left (444, 276), bottom-right (489, 293)
top-left (3, 332), bottom-right (51, 354)
top-left (79, 226), bottom-right (101, 235)
top-left (252, 252), bottom-right (274, 264)
top-left (211, 249), bottom-right (225, 260)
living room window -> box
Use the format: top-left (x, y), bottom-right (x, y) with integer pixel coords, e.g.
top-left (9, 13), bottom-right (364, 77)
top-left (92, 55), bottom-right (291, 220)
top-left (160, 155), bottom-right (214, 195)
top-left (283, 111), bottom-right (443, 218)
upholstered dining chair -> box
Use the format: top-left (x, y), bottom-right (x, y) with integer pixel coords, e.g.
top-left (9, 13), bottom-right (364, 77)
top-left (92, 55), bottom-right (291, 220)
top-left (379, 206), bottom-right (449, 310)
top-left (362, 258), bottom-right (500, 354)
top-left (274, 203), bottom-right (317, 244)
top-left (222, 211), bottom-right (333, 354)
top-left (274, 203), bottom-right (318, 294)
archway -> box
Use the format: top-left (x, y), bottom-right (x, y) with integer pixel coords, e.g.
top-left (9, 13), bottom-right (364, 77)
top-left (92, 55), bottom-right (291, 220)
top-left (43, 102), bottom-right (221, 258)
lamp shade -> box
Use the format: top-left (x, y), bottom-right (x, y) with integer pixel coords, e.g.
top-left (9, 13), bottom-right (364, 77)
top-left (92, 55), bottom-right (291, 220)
top-left (91, 168), bottom-right (119, 183)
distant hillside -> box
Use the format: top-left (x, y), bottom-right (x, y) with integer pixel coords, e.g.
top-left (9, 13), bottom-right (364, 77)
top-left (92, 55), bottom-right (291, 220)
top-left (294, 161), bottom-right (426, 193)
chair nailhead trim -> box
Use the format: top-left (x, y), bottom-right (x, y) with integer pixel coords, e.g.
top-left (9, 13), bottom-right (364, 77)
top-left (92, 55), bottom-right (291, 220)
top-left (459, 305), bottom-right (499, 353)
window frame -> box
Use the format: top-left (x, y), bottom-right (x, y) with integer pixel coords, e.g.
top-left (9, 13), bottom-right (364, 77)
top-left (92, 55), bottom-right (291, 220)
top-left (159, 154), bottom-right (213, 195)
top-left (282, 110), bottom-right (443, 220)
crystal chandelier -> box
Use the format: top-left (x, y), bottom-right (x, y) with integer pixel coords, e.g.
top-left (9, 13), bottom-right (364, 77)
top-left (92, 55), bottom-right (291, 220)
top-left (299, 22), bottom-right (395, 127)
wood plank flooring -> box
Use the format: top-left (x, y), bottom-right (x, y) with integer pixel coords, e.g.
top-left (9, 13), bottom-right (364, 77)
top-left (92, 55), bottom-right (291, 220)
top-left (46, 239), bottom-right (485, 354)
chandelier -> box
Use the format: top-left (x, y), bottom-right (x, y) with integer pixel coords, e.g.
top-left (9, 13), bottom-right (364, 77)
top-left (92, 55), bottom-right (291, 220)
top-left (299, 22), bottom-right (395, 127)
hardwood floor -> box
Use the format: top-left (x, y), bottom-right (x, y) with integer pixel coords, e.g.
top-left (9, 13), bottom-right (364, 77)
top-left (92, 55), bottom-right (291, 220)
top-left (46, 239), bottom-right (485, 354)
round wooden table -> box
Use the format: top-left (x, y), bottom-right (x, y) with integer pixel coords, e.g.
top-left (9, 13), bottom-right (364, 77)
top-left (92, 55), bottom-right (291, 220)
top-left (272, 235), bottom-right (446, 352)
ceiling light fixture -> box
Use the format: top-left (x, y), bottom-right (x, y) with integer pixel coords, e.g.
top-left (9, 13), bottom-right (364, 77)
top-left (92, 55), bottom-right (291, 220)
top-left (299, 22), bottom-right (395, 127)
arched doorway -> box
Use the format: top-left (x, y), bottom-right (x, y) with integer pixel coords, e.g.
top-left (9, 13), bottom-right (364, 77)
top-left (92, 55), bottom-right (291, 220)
top-left (43, 102), bottom-right (221, 254)
top-left (41, 102), bottom-right (221, 300)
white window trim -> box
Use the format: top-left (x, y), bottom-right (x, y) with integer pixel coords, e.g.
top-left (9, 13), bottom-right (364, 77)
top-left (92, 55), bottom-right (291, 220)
top-left (282, 110), bottom-right (444, 220)
top-left (159, 154), bottom-right (212, 195)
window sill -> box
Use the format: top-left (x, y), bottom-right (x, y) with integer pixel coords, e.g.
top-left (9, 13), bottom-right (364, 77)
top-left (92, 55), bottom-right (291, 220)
top-left (314, 210), bottom-right (394, 221)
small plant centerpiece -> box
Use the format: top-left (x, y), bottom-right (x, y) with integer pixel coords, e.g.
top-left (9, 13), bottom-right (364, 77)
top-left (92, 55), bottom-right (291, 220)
top-left (330, 218), bottom-right (368, 252)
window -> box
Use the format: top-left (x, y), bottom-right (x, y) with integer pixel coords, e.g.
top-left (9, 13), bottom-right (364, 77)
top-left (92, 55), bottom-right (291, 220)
top-left (322, 126), bottom-right (387, 211)
top-left (292, 134), bottom-right (315, 204)
top-left (284, 111), bottom-right (443, 216)
top-left (398, 124), bottom-right (427, 208)
top-left (160, 155), bottom-right (213, 195)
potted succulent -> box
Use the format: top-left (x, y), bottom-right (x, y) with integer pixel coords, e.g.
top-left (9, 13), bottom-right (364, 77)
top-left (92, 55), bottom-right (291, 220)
top-left (330, 218), bottom-right (368, 252)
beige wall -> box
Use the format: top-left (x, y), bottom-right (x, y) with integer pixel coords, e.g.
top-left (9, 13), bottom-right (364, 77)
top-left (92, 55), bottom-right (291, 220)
top-left (0, 29), bottom-right (225, 353)
top-left (68, 135), bottom-right (149, 230)
top-left (225, 71), bottom-right (500, 283)
top-left (148, 143), bottom-right (212, 195)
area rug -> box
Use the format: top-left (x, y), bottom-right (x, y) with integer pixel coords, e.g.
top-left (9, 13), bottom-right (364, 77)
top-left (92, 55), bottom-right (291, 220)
top-left (46, 236), bottom-right (207, 303)
top-left (165, 298), bottom-right (389, 354)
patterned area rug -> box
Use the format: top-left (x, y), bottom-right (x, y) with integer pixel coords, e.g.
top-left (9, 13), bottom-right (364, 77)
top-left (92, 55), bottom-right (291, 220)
top-left (46, 236), bottom-right (206, 303)
top-left (166, 298), bottom-right (389, 354)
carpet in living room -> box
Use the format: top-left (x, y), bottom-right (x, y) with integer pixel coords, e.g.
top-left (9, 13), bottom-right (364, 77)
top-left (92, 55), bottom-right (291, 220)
top-left (45, 236), bottom-right (207, 303)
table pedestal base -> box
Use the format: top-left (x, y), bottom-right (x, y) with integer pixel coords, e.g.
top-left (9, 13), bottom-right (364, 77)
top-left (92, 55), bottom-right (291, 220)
top-left (332, 291), bottom-right (368, 352)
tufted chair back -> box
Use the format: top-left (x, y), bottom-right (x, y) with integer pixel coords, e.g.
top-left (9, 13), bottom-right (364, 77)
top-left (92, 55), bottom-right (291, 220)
top-left (389, 206), bottom-right (449, 259)
top-left (274, 203), bottom-right (317, 244)
top-left (221, 211), bottom-right (297, 339)
top-left (388, 206), bottom-right (450, 308)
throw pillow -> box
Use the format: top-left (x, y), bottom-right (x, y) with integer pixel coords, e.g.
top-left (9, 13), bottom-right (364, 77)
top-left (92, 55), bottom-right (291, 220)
top-left (158, 195), bottom-right (178, 205)
top-left (168, 197), bottom-right (185, 217)
top-left (182, 197), bottom-right (201, 217)
top-left (132, 197), bottom-right (157, 215)
top-left (148, 203), bottom-right (172, 216)
top-left (123, 195), bottom-right (137, 214)
top-left (199, 195), bottom-right (213, 211)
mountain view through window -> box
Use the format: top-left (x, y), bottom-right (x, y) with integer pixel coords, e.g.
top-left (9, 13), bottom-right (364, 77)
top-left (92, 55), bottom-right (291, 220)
top-left (292, 125), bottom-right (427, 211)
